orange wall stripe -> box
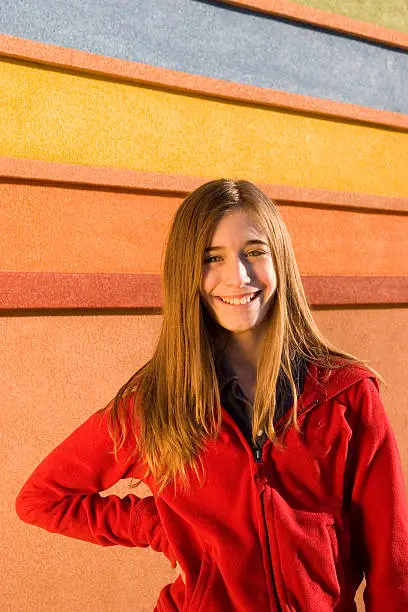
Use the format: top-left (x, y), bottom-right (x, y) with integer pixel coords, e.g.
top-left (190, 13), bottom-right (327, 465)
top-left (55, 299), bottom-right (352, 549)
top-left (217, 0), bottom-right (408, 51)
top-left (1, 273), bottom-right (407, 310)
top-left (0, 34), bottom-right (407, 133)
top-left (1, 156), bottom-right (407, 214)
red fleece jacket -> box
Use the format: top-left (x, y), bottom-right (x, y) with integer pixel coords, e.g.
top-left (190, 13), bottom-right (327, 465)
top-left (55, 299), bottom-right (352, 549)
top-left (15, 362), bottom-right (408, 611)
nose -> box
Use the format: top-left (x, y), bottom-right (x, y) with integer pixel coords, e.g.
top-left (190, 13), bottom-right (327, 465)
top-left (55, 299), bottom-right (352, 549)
top-left (223, 256), bottom-right (252, 287)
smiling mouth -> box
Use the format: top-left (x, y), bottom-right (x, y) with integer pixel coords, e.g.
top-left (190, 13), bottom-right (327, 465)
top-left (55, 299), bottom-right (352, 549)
top-left (214, 290), bottom-right (263, 306)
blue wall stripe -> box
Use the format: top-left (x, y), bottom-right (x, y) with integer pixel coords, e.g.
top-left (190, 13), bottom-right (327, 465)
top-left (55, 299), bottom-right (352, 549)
top-left (0, 0), bottom-right (407, 114)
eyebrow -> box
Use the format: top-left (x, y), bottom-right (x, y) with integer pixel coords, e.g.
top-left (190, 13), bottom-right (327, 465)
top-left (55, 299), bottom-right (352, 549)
top-left (204, 239), bottom-right (269, 253)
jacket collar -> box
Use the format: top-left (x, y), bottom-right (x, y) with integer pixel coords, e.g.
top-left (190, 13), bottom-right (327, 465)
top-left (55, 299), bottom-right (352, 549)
top-left (216, 354), bottom-right (307, 398)
top-left (215, 352), bottom-right (376, 410)
top-left (215, 357), bottom-right (239, 394)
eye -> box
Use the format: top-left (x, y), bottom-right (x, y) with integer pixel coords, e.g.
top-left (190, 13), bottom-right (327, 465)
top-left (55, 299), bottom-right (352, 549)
top-left (203, 251), bottom-right (265, 264)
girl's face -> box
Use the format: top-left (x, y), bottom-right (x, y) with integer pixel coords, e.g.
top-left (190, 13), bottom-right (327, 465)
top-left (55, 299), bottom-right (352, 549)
top-left (200, 210), bottom-right (277, 334)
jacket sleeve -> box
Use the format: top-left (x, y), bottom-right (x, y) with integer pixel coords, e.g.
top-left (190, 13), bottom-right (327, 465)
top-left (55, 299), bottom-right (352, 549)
top-left (346, 377), bottom-right (408, 611)
top-left (15, 398), bottom-right (177, 568)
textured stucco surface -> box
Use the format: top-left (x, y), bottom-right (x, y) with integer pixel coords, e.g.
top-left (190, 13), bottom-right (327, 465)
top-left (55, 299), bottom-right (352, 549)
top-left (292, 0), bottom-right (408, 33)
top-left (1, 182), bottom-right (407, 276)
top-left (2, 59), bottom-right (408, 197)
top-left (0, 0), bottom-right (407, 112)
top-left (4, 314), bottom-right (176, 612)
top-left (4, 308), bottom-right (407, 611)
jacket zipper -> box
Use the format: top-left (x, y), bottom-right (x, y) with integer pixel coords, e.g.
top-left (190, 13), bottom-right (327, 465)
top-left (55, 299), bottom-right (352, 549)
top-left (252, 400), bottom-right (321, 611)
top-left (221, 399), bottom-right (322, 610)
top-left (254, 444), bottom-right (282, 612)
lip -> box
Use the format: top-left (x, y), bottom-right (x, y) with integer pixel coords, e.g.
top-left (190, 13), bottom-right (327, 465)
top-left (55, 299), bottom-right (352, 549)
top-left (214, 290), bottom-right (263, 307)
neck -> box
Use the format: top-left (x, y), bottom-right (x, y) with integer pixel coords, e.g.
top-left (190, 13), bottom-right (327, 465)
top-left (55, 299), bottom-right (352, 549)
top-left (221, 324), bottom-right (266, 376)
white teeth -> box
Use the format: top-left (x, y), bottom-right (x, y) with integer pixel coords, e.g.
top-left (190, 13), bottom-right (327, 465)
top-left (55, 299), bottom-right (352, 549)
top-left (220, 292), bottom-right (256, 305)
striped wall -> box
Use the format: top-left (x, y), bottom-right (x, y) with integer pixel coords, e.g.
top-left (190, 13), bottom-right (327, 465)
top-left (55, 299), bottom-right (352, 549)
top-left (1, 174), bottom-right (407, 310)
top-left (1, 20), bottom-right (407, 310)
top-left (1, 57), bottom-right (408, 195)
top-left (216, 1), bottom-right (408, 46)
top-left (2, 179), bottom-right (406, 276)
top-left (291, 0), bottom-right (408, 33)
top-left (1, 0), bottom-right (408, 112)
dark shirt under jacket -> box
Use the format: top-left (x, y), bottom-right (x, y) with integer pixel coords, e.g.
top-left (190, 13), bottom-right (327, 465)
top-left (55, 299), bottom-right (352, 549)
top-left (216, 355), bottom-right (307, 454)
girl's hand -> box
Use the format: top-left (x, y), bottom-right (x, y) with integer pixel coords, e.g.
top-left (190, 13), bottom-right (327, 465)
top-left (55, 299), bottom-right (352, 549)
top-left (176, 561), bottom-right (186, 583)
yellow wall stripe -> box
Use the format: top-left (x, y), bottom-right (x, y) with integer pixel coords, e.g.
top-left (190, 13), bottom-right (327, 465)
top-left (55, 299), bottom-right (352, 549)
top-left (1, 34), bottom-right (407, 133)
top-left (2, 58), bottom-right (408, 197)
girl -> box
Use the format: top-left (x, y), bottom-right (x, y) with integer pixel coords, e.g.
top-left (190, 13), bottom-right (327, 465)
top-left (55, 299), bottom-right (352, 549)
top-left (16, 179), bottom-right (408, 611)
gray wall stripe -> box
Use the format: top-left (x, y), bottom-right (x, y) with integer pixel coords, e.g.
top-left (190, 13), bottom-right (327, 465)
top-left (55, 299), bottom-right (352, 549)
top-left (1, 0), bottom-right (407, 114)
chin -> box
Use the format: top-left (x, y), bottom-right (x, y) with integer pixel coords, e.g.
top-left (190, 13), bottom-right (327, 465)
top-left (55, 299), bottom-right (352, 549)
top-left (217, 319), bottom-right (260, 332)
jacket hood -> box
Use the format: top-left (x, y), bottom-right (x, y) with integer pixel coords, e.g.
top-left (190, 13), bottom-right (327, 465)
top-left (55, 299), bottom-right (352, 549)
top-left (299, 359), bottom-right (379, 411)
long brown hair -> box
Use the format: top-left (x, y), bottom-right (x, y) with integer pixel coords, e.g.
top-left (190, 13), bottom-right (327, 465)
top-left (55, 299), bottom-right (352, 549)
top-left (106, 179), bottom-right (384, 497)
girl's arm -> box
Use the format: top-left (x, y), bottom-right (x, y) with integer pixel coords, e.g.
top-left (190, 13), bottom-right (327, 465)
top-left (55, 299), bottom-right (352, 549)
top-left (347, 377), bottom-right (408, 611)
top-left (15, 399), bottom-right (177, 567)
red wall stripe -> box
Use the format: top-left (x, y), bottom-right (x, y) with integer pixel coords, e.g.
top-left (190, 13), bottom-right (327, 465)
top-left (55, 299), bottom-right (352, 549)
top-left (1, 272), bottom-right (407, 310)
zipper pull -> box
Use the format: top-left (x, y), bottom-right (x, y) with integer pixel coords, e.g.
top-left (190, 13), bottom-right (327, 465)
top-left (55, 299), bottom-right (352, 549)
top-left (254, 446), bottom-right (263, 463)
